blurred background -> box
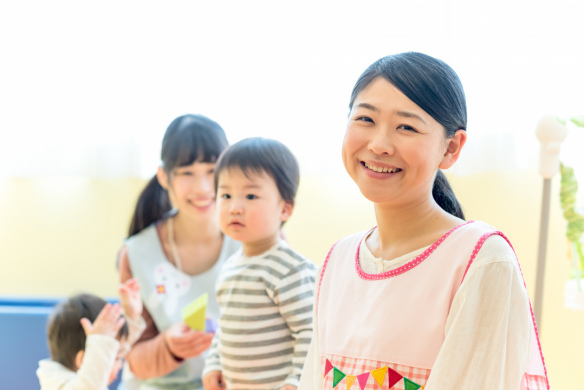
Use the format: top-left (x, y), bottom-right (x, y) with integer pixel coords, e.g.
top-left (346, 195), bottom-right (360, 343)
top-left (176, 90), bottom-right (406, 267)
top-left (1, 0), bottom-right (583, 388)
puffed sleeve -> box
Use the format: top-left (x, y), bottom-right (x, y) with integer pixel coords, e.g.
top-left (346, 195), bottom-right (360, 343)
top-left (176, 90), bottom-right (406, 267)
top-left (424, 235), bottom-right (532, 389)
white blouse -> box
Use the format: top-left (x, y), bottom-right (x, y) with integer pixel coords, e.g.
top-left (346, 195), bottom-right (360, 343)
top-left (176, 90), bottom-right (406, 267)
top-left (299, 233), bottom-right (532, 389)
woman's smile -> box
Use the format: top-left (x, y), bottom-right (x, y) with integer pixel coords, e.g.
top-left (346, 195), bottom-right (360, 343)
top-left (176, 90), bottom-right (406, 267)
top-left (188, 198), bottom-right (215, 210)
top-left (362, 161), bottom-right (403, 175)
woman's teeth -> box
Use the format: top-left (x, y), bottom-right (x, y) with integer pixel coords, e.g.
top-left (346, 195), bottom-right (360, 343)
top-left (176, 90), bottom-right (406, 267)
top-left (364, 162), bottom-right (401, 173)
top-left (191, 200), bottom-right (213, 207)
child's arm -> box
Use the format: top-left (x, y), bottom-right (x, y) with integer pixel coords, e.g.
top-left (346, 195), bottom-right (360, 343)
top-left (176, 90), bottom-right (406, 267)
top-left (54, 304), bottom-right (123, 390)
top-left (202, 330), bottom-right (223, 390)
top-left (60, 335), bottom-right (120, 390)
top-left (424, 236), bottom-right (532, 389)
top-left (274, 261), bottom-right (318, 389)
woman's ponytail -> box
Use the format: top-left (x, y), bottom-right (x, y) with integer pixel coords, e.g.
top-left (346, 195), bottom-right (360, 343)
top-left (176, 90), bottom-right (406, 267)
top-left (127, 175), bottom-right (171, 237)
top-left (432, 170), bottom-right (465, 220)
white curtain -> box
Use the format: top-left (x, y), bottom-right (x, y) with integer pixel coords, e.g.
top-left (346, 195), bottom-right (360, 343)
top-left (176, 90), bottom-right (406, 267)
top-left (1, 0), bottom-right (583, 184)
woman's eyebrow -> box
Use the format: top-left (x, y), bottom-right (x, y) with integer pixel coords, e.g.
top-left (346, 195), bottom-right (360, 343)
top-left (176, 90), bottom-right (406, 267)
top-left (356, 102), bottom-right (378, 112)
top-left (356, 103), bottom-right (427, 125)
top-left (396, 110), bottom-right (427, 124)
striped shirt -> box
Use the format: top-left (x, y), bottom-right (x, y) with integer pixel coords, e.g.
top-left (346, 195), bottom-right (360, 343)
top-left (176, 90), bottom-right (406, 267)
top-left (203, 240), bottom-right (317, 389)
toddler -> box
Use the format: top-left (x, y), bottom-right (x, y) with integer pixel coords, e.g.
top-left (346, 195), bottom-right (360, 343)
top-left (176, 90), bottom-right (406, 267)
top-left (37, 278), bottom-right (145, 389)
top-left (202, 138), bottom-right (317, 390)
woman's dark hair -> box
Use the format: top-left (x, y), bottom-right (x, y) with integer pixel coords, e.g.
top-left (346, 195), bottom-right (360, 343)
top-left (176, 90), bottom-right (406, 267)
top-left (214, 137), bottom-right (299, 207)
top-left (350, 52), bottom-right (466, 219)
top-left (47, 294), bottom-right (128, 371)
top-left (128, 114), bottom-right (228, 237)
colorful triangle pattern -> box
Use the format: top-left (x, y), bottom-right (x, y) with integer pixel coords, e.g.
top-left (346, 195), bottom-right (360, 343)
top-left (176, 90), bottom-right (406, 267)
top-left (324, 359), bottom-right (424, 390)
top-left (345, 375), bottom-right (357, 390)
top-left (357, 372), bottom-right (370, 389)
top-left (333, 367), bottom-right (346, 388)
top-left (371, 366), bottom-right (388, 387)
top-left (324, 359), bottom-right (333, 376)
top-left (404, 377), bottom-right (422, 390)
top-left (386, 367), bottom-right (403, 388)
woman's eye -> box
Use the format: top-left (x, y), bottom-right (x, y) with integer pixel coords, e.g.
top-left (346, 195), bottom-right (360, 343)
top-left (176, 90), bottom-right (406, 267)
top-left (398, 124), bottom-right (418, 132)
top-left (221, 194), bottom-right (231, 199)
top-left (207, 169), bottom-right (215, 174)
top-left (246, 194), bottom-right (258, 200)
top-left (356, 116), bottom-right (374, 123)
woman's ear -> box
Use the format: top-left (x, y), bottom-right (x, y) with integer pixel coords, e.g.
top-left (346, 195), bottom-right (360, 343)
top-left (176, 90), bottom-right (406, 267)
top-left (439, 129), bottom-right (467, 169)
top-left (156, 166), bottom-right (169, 190)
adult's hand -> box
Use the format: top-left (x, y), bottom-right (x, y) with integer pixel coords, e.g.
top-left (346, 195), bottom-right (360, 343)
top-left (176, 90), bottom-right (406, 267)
top-left (118, 278), bottom-right (142, 320)
top-left (202, 370), bottom-right (224, 390)
top-left (164, 322), bottom-right (214, 359)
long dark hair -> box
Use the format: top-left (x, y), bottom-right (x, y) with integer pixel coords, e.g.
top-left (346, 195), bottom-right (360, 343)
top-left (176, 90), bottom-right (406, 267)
top-left (127, 114), bottom-right (228, 237)
top-left (349, 52), bottom-right (466, 219)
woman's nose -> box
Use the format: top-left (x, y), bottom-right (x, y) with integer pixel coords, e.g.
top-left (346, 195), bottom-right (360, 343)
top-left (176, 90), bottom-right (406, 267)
top-left (193, 175), bottom-right (213, 194)
top-left (368, 128), bottom-right (395, 156)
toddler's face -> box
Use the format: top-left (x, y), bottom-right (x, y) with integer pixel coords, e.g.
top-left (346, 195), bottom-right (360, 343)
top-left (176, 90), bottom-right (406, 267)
top-left (216, 168), bottom-right (292, 255)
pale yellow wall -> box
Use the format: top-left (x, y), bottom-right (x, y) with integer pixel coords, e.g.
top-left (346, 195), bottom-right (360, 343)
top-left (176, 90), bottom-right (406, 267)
top-left (1, 170), bottom-right (582, 388)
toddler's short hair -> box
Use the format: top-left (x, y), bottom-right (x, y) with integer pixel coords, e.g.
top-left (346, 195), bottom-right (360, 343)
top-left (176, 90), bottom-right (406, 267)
top-left (214, 137), bottom-right (299, 206)
top-left (47, 293), bottom-right (128, 371)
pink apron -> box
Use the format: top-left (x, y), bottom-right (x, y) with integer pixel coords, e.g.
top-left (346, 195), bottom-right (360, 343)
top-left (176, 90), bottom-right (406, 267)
top-left (317, 221), bottom-right (548, 389)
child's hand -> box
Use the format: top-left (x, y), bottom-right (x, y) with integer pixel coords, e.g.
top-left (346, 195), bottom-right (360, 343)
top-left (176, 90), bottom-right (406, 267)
top-left (80, 303), bottom-right (125, 338)
top-left (202, 370), bottom-right (224, 390)
top-left (164, 322), bottom-right (214, 359)
top-left (119, 278), bottom-right (142, 320)
top-left (279, 386), bottom-right (297, 390)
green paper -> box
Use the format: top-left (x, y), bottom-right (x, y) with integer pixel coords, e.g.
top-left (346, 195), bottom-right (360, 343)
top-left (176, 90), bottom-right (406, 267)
top-left (404, 377), bottom-right (421, 390)
top-left (182, 293), bottom-right (208, 331)
top-left (332, 367), bottom-right (346, 388)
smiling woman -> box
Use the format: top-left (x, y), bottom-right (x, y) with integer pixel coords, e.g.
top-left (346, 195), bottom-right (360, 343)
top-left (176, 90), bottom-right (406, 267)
top-left (116, 114), bottom-right (241, 390)
top-left (300, 52), bottom-right (549, 390)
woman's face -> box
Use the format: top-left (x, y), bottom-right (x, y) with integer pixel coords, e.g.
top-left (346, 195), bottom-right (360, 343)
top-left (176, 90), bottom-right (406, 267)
top-left (159, 160), bottom-right (217, 220)
top-left (342, 77), bottom-right (454, 207)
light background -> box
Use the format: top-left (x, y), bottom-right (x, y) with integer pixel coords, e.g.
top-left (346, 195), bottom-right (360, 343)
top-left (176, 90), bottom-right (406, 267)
top-left (1, 1), bottom-right (583, 388)
top-left (1, 0), bottom-right (584, 181)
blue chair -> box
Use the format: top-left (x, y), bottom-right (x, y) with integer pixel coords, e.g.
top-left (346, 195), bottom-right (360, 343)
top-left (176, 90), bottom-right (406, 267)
top-left (0, 297), bottom-right (121, 390)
